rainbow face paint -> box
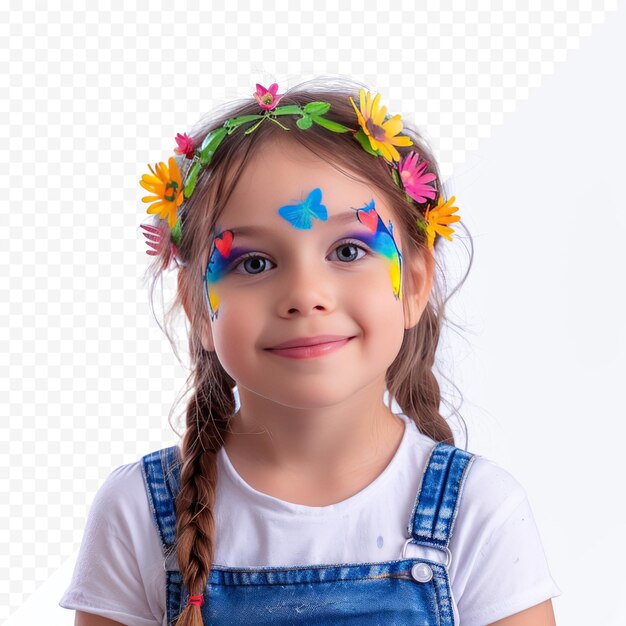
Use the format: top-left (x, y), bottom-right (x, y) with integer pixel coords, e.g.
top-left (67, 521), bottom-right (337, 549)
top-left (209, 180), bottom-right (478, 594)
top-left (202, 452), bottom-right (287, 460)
top-left (203, 229), bottom-right (256, 321)
top-left (277, 187), bottom-right (328, 229)
top-left (354, 200), bottom-right (403, 299)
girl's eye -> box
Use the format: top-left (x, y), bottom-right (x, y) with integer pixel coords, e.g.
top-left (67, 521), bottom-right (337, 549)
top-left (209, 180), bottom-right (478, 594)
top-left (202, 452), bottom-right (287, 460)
top-left (232, 254), bottom-right (275, 275)
top-left (329, 241), bottom-right (368, 263)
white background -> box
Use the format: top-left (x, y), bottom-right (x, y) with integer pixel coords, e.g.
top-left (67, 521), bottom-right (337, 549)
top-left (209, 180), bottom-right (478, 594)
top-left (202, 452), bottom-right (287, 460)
top-left (1, 1), bottom-right (624, 624)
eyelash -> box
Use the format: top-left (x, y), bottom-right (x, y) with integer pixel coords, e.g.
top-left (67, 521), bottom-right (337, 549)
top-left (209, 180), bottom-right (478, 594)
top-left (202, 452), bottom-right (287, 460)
top-left (228, 239), bottom-right (371, 275)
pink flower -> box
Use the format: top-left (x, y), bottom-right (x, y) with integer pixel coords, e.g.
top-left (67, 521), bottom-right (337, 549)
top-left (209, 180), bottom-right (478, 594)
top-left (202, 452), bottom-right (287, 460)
top-left (398, 152), bottom-right (437, 204)
top-left (253, 83), bottom-right (284, 111)
top-left (173, 133), bottom-right (195, 159)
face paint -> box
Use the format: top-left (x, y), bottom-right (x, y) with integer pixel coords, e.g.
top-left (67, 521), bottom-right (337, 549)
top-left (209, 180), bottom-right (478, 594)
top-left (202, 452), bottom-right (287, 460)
top-left (354, 200), bottom-right (403, 300)
top-left (277, 187), bottom-right (328, 229)
top-left (204, 229), bottom-right (254, 321)
top-left (204, 199), bottom-right (402, 322)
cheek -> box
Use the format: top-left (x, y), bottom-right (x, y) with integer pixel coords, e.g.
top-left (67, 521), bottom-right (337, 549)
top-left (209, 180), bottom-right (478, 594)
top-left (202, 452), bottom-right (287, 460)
top-left (208, 305), bottom-right (252, 379)
top-left (347, 264), bottom-right (405, 322)
top-left (204, 273), bottom-right (243, 324)
top-left (360, 262), bottom-right (397, 295)
top-left (353, 281), bottom-right (405, 366)
top-left (208, 288), bottom-right (264, 350)
top-left (364, 247), bottom-right (403, 302)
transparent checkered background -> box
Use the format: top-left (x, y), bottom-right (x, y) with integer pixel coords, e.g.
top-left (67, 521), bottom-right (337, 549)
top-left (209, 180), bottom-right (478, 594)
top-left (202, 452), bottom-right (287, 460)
top-left (0, 0), bottom-right (622, 622)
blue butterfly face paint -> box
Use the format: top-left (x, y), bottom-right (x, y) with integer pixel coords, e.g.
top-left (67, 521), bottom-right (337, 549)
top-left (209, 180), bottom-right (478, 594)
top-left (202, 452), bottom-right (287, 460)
top-left (277, 187), bottom-right (328, 229)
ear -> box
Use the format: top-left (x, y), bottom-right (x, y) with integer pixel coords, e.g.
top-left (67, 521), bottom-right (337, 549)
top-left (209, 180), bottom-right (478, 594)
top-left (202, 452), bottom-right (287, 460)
top-left (402, 246), bottom-right (435, 330)
top-left (178, 269), bottom-right (215, 353)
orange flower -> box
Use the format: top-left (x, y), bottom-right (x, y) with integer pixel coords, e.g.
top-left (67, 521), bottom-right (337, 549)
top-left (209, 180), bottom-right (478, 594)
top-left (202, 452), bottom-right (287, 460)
top-left (139, 157), bottom-right (184, 229)
top-left (349, 89), bottom-right (413, 162)
top-left (423, 196), bottom-right (461, 249)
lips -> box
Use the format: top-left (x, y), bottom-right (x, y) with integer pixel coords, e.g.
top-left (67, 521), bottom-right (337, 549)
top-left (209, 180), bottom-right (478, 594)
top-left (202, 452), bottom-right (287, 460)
top-left (267, 335), bottom-right (352, 350)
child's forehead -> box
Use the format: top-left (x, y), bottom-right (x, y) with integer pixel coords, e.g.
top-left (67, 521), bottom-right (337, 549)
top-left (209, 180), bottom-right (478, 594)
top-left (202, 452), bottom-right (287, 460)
top-left (220, 141), bottom-right (396, 228)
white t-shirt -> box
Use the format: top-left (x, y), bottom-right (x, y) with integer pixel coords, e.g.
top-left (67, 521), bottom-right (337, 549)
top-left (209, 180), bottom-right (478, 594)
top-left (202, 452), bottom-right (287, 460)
top-left (59, 413), bottom-right (561, 625)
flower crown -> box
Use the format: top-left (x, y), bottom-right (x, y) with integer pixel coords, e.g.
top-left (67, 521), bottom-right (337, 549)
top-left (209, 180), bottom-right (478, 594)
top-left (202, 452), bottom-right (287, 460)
top-left (139, 83), bottom-right (460, 270)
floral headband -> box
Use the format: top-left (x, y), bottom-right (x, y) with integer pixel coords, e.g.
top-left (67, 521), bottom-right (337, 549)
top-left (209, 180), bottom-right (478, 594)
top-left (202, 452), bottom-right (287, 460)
top-left (139, 83), bottom-right (460, 270)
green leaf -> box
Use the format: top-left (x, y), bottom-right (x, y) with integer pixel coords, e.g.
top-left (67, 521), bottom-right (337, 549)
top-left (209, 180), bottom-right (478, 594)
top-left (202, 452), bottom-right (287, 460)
top-left (296, 115), bottom-right (313, 130)
top-left (303, 101), bottom-right (330, 116)
top-left (200, 127), bottom-right (227, 152)
top-left (170, 220), bottom-right (182, 247)
top-left (311, 116), bottom-right (353, 133)
top-left (199, 127), bottom-right (228, 164)
top-left (415, 216), bottom-right (427, 234)
top-left (353, 129), bottom-right (379, 156)
top-left (272, 105), bottom-right (303, 116)
top-left (184, 161), bottom-right (202, 198)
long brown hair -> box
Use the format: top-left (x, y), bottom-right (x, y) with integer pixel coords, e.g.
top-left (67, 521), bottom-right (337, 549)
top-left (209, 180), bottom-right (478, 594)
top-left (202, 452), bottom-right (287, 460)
top-left (140, 76), bottom-right (473, 625)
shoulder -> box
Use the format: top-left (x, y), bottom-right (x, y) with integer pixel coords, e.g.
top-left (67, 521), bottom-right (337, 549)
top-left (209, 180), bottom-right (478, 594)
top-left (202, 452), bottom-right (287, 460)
top-left (398, 418), bottom-right (528, 542)
top-left (424, 441), bottom-right (531, 557)
top-left (86, 453), bottom-right (173, 557)
top-left (459, 453), bottom-right (528, 525)
top-left (92, 459), bottom-right (151, 532)
top-left (97, 458), bottom-right (146, 497)
top-left (402, 417), bottom-right (527, 521)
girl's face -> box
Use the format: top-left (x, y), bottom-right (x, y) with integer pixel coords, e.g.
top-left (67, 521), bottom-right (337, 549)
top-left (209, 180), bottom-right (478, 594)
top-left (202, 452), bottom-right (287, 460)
top-left (202, 138), bottom-right (414, 411)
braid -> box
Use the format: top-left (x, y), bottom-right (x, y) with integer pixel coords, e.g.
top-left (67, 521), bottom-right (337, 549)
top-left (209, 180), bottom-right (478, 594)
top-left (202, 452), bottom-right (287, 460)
top-left (172, 352), bottom-right (236, 625)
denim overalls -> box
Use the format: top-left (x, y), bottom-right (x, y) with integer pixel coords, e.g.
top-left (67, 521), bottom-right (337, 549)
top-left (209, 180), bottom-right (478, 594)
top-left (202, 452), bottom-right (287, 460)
top-left (142, 440), bottom-right (476, 625)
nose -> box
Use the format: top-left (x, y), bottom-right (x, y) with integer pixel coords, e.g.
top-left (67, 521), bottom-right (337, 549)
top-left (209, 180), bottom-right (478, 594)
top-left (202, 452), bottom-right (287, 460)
top-left (275, 260), bottom-right (337, 318)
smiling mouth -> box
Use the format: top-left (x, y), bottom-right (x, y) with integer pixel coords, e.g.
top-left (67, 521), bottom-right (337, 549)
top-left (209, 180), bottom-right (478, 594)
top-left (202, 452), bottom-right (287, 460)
top-left (266, 337), bottom-right (354, 359)
top-left (267, 335), bottom-right (353, 350)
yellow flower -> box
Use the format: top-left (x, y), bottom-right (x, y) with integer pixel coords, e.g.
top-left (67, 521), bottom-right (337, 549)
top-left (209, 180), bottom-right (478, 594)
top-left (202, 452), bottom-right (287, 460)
top-left (140, 157), bottom-right (184, 230)
top-left (349, 89), bottom-right (413, 162)
top-left (424, 196), bottom-right (461, 249)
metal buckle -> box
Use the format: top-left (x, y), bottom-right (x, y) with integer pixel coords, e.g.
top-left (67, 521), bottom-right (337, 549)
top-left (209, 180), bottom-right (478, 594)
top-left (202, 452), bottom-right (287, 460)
top-left (402, 537), bottom-right (452, 569)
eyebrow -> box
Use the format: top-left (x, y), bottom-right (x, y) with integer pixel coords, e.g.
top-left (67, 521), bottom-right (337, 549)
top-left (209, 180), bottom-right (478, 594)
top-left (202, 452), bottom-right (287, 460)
top-left (227, 209), bottom-right (364, 237)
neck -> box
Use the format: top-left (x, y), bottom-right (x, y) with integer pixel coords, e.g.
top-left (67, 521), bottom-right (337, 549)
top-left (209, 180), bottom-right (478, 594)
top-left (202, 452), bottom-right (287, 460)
top-left (223, 380), bottom-right (404, 479)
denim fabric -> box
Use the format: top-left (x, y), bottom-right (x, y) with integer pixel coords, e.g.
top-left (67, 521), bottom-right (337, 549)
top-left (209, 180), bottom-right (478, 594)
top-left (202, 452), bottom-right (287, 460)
top-left (142, 441), bottom-right (475, 625)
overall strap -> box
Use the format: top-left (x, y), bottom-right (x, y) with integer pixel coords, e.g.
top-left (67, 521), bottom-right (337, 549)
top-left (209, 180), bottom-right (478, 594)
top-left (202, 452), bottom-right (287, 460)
top-left (141, 446), bottom-right (182, 551)
top-left (406, 442), bottom-right (476, 559)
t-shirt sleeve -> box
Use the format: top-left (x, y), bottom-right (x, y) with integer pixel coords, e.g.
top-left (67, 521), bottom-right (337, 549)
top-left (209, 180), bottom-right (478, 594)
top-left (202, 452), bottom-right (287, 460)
top-left (58, 462), bottom-right (166, 626)
top-left (451, 457), bottom-right (562, 625)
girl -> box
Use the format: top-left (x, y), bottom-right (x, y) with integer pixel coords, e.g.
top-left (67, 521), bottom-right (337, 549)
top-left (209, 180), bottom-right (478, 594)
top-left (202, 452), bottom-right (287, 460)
top-left (60, 78), bottom-right (561, 625)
